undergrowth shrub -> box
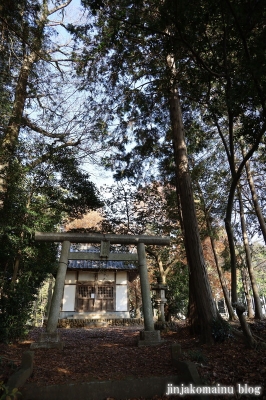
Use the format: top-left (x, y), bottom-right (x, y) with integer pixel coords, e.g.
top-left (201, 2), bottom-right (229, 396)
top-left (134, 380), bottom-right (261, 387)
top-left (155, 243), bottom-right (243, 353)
top-left (0, 382), bottom-right (20, 400)
top-left (187, 350), bottom-right (207, 364)
top-left (212, 318), bottom-right (232, 342)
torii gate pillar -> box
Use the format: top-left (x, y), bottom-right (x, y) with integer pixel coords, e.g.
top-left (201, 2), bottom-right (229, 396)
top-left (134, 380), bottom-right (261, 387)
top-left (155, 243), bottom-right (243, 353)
top-left (46, 240), bottom-right (70, 334)
top-left (31, 241), bottom-right (70, 349)
top-left (137, 242), bottom-right (161, 346)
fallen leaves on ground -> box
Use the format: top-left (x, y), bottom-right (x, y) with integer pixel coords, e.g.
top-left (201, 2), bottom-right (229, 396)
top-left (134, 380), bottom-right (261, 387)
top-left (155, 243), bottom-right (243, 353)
top-left (27, 326), bottom-right (176, 385)
top-left (0, 320), bottom-right (266, 399)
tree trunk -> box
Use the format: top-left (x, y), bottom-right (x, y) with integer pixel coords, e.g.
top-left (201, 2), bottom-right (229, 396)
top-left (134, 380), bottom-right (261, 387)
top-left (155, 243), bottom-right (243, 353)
top-left (235, 302), bottom-right (257, 348)
top-left (241, 267), bottom-right (254, 319)
top-left (193, 174), bottom-right (236, 321)
top-left (243, 154), bottom-right (266, 245)
top-left (167, 59), bottom-right (219, 343)
top-left (206, 218), bottom-right (236, 321)
top-left (0, 0), bottom-right (72, 209)
top-left (237, 185), bottom-right (263, 319)
top-left (11, 255), bottom-right (21, 283)
top-left (187, 275), bottom-right (200, 334)
top-left (0, 43), bottom-right (40, 209)
top-left (224, 188), bottom-right (238, 305)
top-left (146, 248), bottom-right (171, 284)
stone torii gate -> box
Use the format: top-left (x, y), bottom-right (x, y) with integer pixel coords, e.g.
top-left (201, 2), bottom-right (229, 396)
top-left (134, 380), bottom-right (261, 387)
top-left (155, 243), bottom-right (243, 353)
top-left (31, 232), bottom-right (170, 349)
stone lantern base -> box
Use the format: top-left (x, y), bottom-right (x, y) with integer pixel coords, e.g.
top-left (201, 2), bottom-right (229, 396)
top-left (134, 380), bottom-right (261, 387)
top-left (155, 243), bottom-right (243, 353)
top-left (138, 330), bottom-right (163, 346)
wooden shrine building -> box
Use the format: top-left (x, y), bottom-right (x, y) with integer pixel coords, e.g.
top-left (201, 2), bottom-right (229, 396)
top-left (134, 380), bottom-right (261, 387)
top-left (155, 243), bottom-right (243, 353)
top-left (61, 245), bottom-right (138, 319)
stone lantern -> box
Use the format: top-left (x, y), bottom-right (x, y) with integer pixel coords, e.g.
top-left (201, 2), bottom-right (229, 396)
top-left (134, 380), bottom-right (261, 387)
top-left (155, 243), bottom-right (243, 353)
top-left (151, 276), bottom-right (167, 323)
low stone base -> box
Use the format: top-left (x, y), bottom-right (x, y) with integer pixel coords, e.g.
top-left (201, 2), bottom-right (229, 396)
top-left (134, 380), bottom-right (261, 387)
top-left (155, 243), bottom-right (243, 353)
top-left (138, 330), bottom-right (162, 346)
top-left (86, 321), bottom-right (108, 328)
top-left (7, 351), bottom-right (34, 390)
top-left (42, 318), bottom-right (144, 329)
top-left (30, 331), bottom-right (64, 349)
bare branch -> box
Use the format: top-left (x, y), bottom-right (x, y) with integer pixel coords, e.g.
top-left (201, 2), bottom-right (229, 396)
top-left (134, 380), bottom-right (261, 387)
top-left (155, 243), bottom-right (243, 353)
top-left (21, 116), bottom-right (66, 139)
top-left (27, 140), bottom-right (81, 169)
top-left (48, 0), bottom-right (73, 17)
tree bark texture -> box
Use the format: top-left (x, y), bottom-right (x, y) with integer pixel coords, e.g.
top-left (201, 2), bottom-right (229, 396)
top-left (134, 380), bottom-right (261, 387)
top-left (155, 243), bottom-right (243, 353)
top-left (244, 157), bottom-right (266, 245)
top-left (235, 302), bottom-right (257, 348)
top-left (0, 0), bottom-right (72, 208)
top-left (224, 184), bottom-right (238, 304)
top-left (0, 29), bottom-right (41, 208)
top-left (206, 218), bottom-right (236, 320)
top-left (241, 267), bottom-right (254, 319)
top-left (168, 76), bottom-right (219, 342)
top-left (237, 185), bottom-right (263, 319)
top-left (194, 175), bottom-right (236, 321)
top-left (187, 275), bottom-right (200, 334)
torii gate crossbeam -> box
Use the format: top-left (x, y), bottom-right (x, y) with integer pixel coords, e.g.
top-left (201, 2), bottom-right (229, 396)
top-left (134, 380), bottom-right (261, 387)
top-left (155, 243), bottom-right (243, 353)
top-left (34, 232), bottom-right (170, 245)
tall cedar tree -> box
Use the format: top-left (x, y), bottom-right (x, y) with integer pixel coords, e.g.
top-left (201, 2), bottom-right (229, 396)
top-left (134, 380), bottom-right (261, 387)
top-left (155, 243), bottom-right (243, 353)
top-left (75, 0), bottom-right (266, 343)
top-left (75, 0), bottom-right (223, 342)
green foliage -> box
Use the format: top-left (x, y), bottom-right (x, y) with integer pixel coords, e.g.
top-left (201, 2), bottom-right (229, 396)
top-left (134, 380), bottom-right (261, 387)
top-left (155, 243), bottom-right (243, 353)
top-left (166, 264), bottom-right (189, 317)
top-left (0, 144), bottom-right (101, 342)
top-left (252, 244), bottom-right (266, 297)
top-left (187, 350), bottom-right (207, 364)
top-left (30, 276), bottom-right (54, 327)
top-left (0, 357), bottom-right (17, 371)
top-left (0, 240), bottom-right (57, 342)
top-left (1, 0), bottom-right (266, 343)
top-left (1, 230), bottom-right (49, 342)
top-left (0, 382), bottom-right (20, 400)
top-left (211, 318), bottom-right (232, 343)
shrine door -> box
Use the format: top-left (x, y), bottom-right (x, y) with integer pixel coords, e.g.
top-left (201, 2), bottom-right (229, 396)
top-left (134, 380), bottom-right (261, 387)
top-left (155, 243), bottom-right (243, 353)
top-left (76, 282), bottom-right (114, 312)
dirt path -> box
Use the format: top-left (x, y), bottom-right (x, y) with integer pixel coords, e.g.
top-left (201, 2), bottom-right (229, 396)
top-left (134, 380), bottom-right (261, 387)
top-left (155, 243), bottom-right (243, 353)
top-left (1, 321), bottom-right (266, 398)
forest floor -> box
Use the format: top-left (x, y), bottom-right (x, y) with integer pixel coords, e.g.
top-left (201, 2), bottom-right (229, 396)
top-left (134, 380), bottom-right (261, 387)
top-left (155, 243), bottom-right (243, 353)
top-left (0, 319), bottom-right (266, 399)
